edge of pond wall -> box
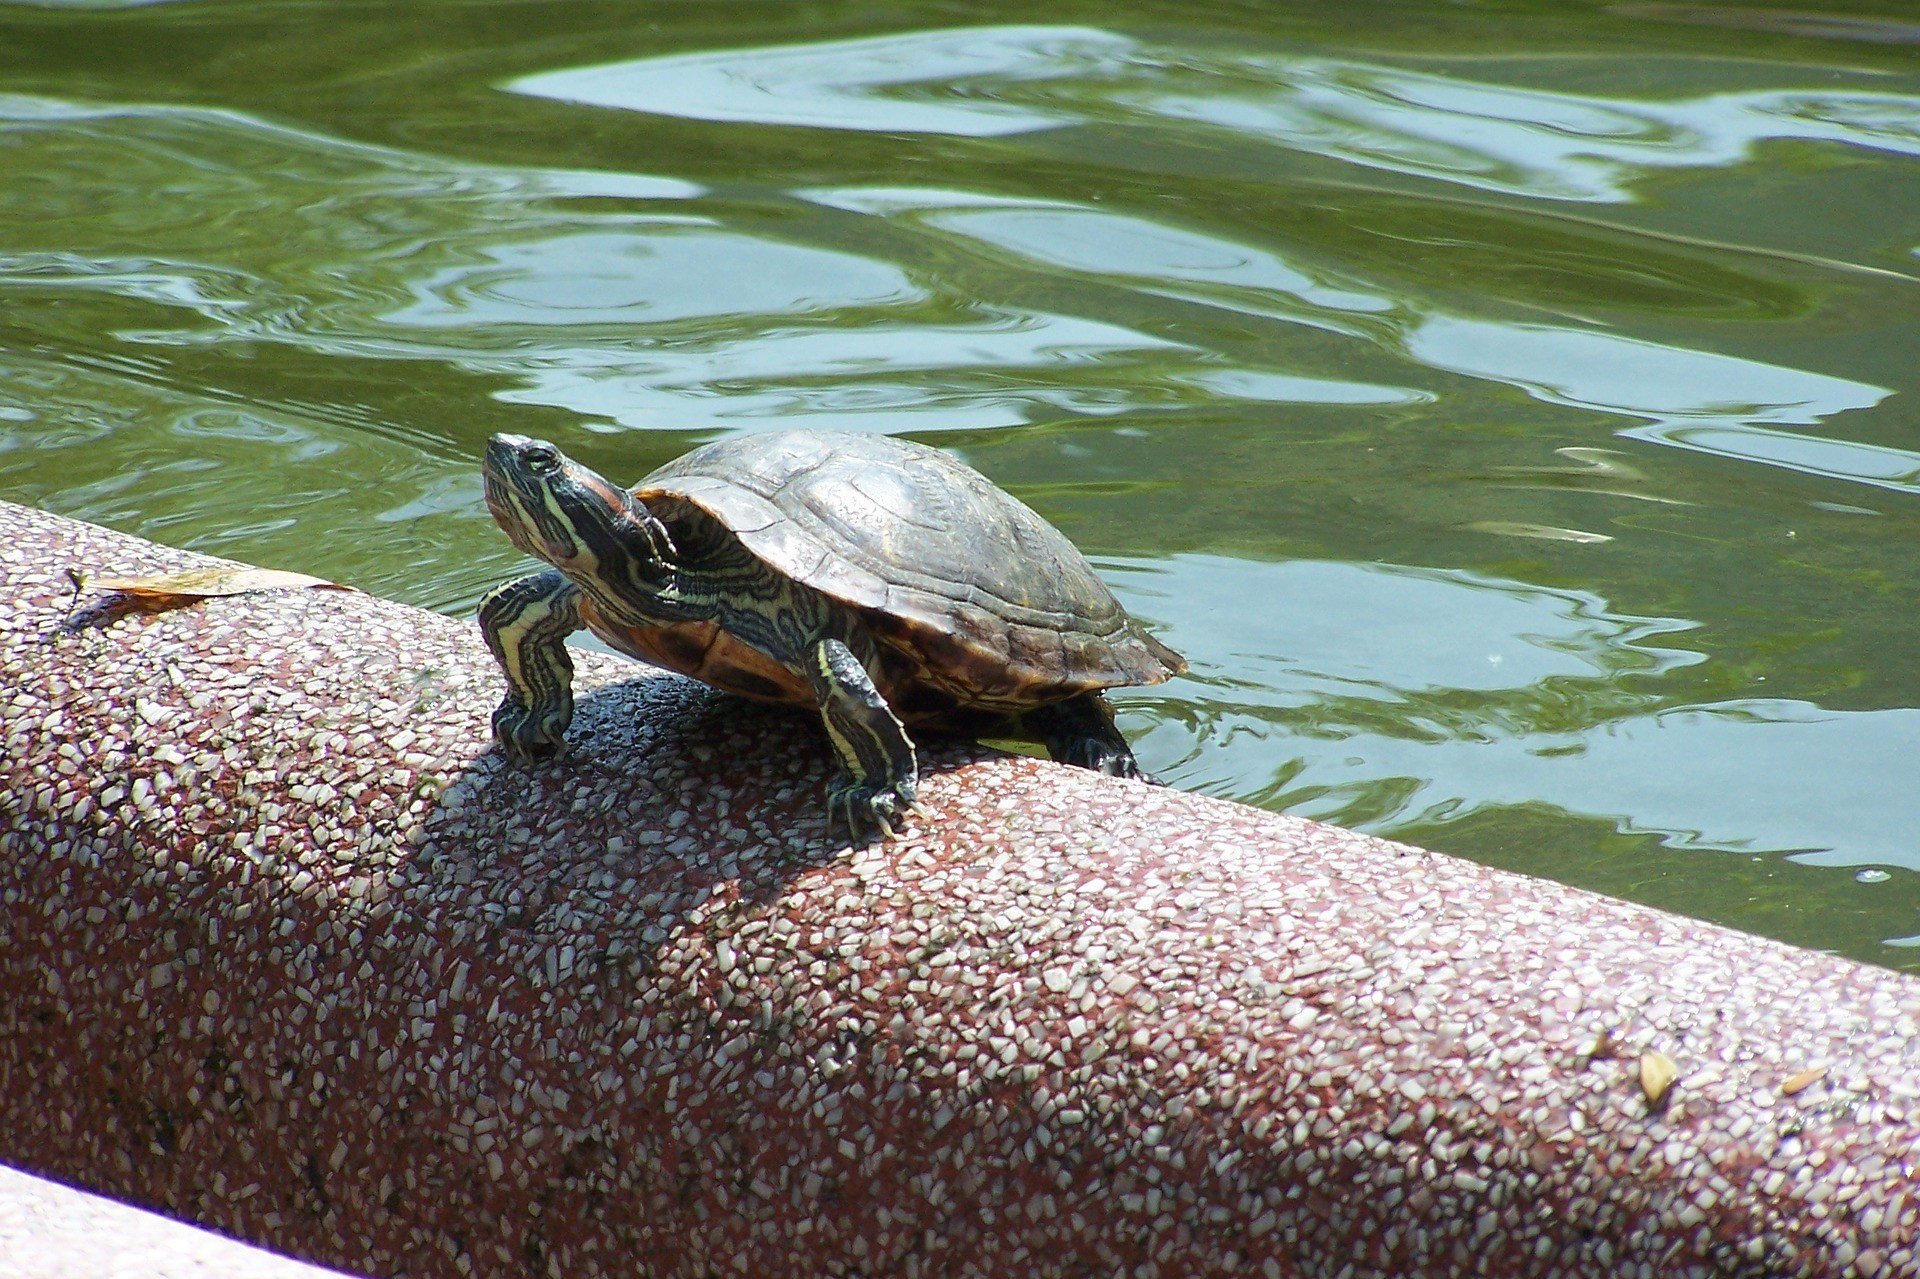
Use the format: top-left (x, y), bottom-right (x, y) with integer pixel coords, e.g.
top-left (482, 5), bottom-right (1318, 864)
top-left (2, 497), bottom-right (1917, 1279)
top-left (0, 1163), bottom-right (354, 1278)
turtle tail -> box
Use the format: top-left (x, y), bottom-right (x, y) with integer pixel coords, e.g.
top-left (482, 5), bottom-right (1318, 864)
top-left (1135, 628), bottom-right (1187, 680)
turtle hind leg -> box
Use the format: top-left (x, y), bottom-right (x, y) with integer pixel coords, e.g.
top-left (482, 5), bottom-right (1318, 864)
top-left (1024, 692), bottom-right (1158, 784)
top-left (808, 638), bottom-right (918, 844)
top-left (478, 568), bottom-right (583, 760)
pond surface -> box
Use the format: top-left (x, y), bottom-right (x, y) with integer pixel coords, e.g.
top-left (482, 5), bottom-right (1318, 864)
top-left (3, 0), bottom-right (1918, 966)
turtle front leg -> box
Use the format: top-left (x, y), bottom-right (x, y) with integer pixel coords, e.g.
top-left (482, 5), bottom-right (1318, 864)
top-left (1023, 691), bottom-right (1158, 783)
top-left (807, 638), bottom-right (918, 843)
top-left (478, 569), bottom-right (583, 760)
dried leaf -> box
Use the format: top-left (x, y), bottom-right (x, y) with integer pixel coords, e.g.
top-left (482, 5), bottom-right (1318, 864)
top-left (58, 565), bottom-right (355, 632)
top-left (1580, 1027), bottom-right (1619, 1062)
top-left (1781, 1066), bottom-right (1828, 1097)
top-left (1639, 1051), bottom-right (1679, 1108)
top-left (88, 566), bottom-right (349, 601)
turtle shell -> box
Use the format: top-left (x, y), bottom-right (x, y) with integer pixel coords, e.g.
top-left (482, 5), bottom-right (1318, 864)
top-left (635, 431), bottom-right (1184, 707)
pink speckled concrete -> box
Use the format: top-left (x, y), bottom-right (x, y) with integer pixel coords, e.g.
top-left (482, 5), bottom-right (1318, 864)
top-left (2, 498), bottom-right (1917, 1279)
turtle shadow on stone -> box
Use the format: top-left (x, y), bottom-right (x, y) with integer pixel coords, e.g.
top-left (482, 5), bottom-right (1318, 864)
top-left (400, 671), bottom-right (991, 958)
top-left (555, 674), bottom-right (994, 862)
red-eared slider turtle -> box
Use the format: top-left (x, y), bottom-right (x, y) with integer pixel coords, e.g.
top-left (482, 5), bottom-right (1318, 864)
top-left (478, 430), bottom-right (1185, 840)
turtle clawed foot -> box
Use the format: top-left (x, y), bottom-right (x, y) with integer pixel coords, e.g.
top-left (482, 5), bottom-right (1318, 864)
top-left (1103, 753), bottom-right (1166, 787)
top-left (491, 698), bottom-right (572, 763)
top-left (827, 772), bottom-right (919, 845)
top-left (1060, 739), bottom-right (1158, 785)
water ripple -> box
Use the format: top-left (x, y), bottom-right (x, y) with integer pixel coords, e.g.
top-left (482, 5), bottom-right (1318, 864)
top-left (1122, 552), bottom-right (1919, 871)
top-left (512, 25), bottom-right (1920, 201)
top-left (0, 91), bottom-right (1438, 435)
top-left (510, 26), bottom-right (1133, 137)
top-left (384, 226), bottom-right (927, 330)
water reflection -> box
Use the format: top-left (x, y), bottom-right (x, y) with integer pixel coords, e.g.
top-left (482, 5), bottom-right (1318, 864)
top-left (3, 82), bottom-right (1889, 468)
top-left (802, 182), bottom-right (1898, 499)
top-left (1620, 4), bottom-right (1920, 46)
top-left (386, 226), bottom-right (927, 328)
top-left (1127, 553), bottom-right (1920, 872)
top-left (808, 186), bottom-right (1396, 319)
top-left (0, 352), bottom-right (492, 610)
top-left (1133, 62), bottom-right (1920, 202)
top-left (1, 92), bottom-right (1457, 436)
top-left (510, 26), bottom-right (1132, 137)
top-left (486, 310), bottom-right (1202, 433)
top-left (0, 92), bottom-right (701, 356)
top-left (1624, 423), bottom-right (1920, 496)
top-left (514, 25), bottom-right (1920, 200)
top-left (1407, 317), bottom-right (1888, 428)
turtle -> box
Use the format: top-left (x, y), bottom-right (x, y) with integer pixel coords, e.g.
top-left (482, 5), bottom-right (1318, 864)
top-left (477, 429), bottom-right (1185, 840)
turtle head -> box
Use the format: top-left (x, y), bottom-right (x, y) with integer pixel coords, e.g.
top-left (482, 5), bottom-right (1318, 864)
top-left (483, 434), bottom-right (674, 582)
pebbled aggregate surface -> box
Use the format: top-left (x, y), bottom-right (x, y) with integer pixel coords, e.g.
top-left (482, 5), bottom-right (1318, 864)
top-left (2, 499), bottom-right (1918, 1279)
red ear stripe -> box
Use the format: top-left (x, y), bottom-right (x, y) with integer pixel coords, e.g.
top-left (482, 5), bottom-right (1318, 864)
top-left (575, 470), bottom-right (625, 505)
top-left (606, 489), bottom-right (678, 567)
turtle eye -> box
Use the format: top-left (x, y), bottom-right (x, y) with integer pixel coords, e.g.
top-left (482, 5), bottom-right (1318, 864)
top-left (523, 444), bottom-right (560, 475)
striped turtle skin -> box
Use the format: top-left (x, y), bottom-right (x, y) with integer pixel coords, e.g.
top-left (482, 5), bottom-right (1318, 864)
top-left (478, 430), bottom-right (1184, 840)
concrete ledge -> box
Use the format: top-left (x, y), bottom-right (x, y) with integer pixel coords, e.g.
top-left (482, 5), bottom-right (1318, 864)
top-left (0, 1163), bottom-right (353, 1278)
top-left (2, 497), bottom-right (1917, 1278)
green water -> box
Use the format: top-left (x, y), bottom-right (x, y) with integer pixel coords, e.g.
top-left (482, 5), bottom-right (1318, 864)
top-left (3, 0), bottom-right (1918, 966)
